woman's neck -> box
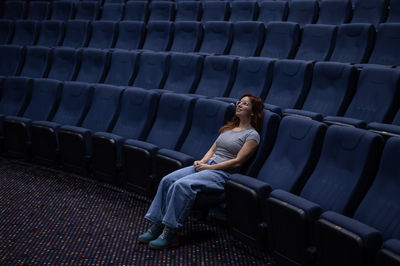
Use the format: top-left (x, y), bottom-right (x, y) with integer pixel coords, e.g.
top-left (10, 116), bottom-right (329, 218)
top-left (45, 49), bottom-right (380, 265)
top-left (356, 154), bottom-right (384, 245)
top-left (236, 118), bottom-right (252, 130)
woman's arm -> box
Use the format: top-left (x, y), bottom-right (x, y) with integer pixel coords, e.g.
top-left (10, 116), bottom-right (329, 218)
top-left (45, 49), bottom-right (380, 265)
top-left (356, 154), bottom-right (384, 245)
top-left (194, 139), bottom-right (259, 172)
top-left (193, 142), bottom-right (217, 167)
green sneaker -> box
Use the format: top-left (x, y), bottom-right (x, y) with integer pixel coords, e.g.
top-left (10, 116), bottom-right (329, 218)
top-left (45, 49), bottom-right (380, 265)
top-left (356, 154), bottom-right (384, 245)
top-left (149, 227), bottom-right (179, 249)
top-left (138, 223), bottom-right (163, 244)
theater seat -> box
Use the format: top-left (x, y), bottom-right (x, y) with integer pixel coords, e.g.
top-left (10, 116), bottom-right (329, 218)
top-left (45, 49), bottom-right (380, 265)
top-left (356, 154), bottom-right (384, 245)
top-left (3, 1), bottom-right (27, 20)
top-left (229, 1), bottom-right (259, 22)
top-left (12, 20), bottom-right (38, 46)
top-left (148, 1), bottom-right (175, 21)
top-left (141, 21), bottom-right (173, 52)
top-left (74, 1), bottom-right (100, 20)
top-left (0, 20), bottom-right (14, 45)
top-left (87, 21), bottom-right (118, 49)
top-left (201, 1), bottom-right (230, 22)
top-left (36, 21), bottom-right (65, 47)
top-left (317, 0), bottom-right (352, 25)
top-left (51, 1), bottom-right (75, 20)
top-left (124, 1), bottom-right (148, 21)
top-left (351, 0), bottom-right (388, 26)
top-left (114, 21), bottom-right (145, 50)
top-left (75, 48), bottom-right (110, 84)
top-left (103, 50), bottom-right (139, 86)
top-left (47, 47), bottom-right (80, 82)
top-left (257, 1), bottom-right (289, 24)
top-left (175, 2), bottom-right (201, 21)
top-left (0, 45), bottom-right (24, 77)
top-left (170, 22), bottom-right (203, 53)
top-left (19, 46), bottom-right (52, 79)
top-left (101, 3), bottom-right (124, 21)
top-left (62, 20), bottom-right (91, 48)
top-left (27, 1), bottom-right (50, 20)
top-left (287, 0), bottom-right (319, 26)
top-left (229, 21), bottom-right (265, 57)
top-left (198, 21), bottom-right (233, 55)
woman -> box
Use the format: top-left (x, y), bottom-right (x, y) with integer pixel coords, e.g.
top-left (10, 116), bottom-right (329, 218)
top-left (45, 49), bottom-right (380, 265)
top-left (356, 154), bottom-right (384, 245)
top-left (138, 94), bottom-right (264, 249)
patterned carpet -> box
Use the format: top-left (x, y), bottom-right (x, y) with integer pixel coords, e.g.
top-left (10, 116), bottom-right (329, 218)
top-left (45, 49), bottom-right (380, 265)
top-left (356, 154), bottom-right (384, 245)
top-left (0, 158), bottom-right (275, 265)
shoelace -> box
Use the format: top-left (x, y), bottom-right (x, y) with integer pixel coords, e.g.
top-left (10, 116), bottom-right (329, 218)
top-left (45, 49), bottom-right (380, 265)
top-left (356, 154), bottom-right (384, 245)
top-left (160, 228), bottom-right (171, 240)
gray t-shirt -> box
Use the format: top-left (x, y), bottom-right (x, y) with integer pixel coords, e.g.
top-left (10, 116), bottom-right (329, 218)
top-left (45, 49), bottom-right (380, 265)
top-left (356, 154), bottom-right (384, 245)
top-left (209, 127), bottom-right (260, 165)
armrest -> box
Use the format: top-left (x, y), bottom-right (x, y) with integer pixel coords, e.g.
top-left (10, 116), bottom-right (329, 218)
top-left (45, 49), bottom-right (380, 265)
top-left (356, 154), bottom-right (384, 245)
top-left (153, 148), bottom-right (195, 183)
top-left (123, 139), bottom-right (159, 156)
top-left (368, 122), bottom-right (400, 137)
top-left (228, 173), bottom-right (272, 197)
top-left (31, 120), bottom-right (62, 130)
top-left (283, 109), bottom-right (323, 121)
top-left (264, 103), bottom-right (282, 116)
top-left (323, 116), bottom-right (367, 129)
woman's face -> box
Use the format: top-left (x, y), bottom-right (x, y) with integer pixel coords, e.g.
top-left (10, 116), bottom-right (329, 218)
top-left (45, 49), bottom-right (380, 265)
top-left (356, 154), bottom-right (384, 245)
top-left (235, 96), bottom-right (253, 119)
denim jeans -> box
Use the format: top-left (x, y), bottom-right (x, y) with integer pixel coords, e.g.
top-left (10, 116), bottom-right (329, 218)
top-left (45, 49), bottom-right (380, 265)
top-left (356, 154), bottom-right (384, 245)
top-left (144, 162), bottom-right (230, 228)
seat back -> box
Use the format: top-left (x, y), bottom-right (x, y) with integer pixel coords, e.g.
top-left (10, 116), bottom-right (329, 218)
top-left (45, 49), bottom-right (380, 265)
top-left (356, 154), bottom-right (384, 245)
top-left (258, 1), bottom-right (289, 24)
top-left (88, 21), bottom-right (117, 49)
top-left (228, 57), bottom-right (274, 100)
top-left (4, 1), bottom-right (27, 19)
top-left (367, 23), bottom-right (400, 66)
top-left (124, 1), bottom-right (148, 21)
top-left (387, 0), bottom-right (400, 22)
top-left (194, 55), bottom-right (237, 97)
top-left (287, 0), bottom-right (319, 26)
top-left (163, 53), bottom-right (203, 94)
top-left (75, 48), bottom-right (110, 83)
top-left (20, 79), bottom-right (62, 121)
top-left (0, 20), bottom-right (14, 45)
top-left (20, 46), bottom-right (52, 79)
top-left (351, 0), bottom-right (388, 26)
top-left (260, 21), bottom-right (300, 59)
top-left (230, 1), bottom-right (259, 22)
top-left (264, 59), bottom-right (313, 110)
top-left (80, 84), bottom-right (123, 133)
top-left (330, 23), bottom-right (375, 64)
top-left (51, 81), bottom-right (93, 126)
top-left (104, 50), bottom-right (138, 86)
top-left (144, 93), bottom-right (195, 150)
top-left (111, 88), bottom-right (159, 140)
top-left (0, 44), bottom-right (24, 76)
top-left (47, 47), bottom-right (80, 81)
top-left (202, 1), bottom-right (230, 22)
top-left (115, 21), bottom-right (145, 50)
top-left (0, 77), bottom-right (32, 116)
top-left (27, 1), bottom-right (50, 20)
top-left (300, 125), bottom-right (383, 216)
top-left (199, 21), bottom-right (233, 55)
top-left (142, 21), bottom-right (173, 51)
top-left (344, 67), bottom-right (400, 124)
top-left (148, 1), bottom-right (175, 21)
top-left (302, 62), bottom-right (357, 117)
top-left (51, 1), bottom-right (75, 20)
top-left (37, 21), bottom-right (65, 47)
top-left (132, 51), bottom-right (170, 90)
top-left (101, 3), bottom-right (124, 21)
top-left (317, 0), bottom-right (352, 25)
top-left (170, 21), bottom-right (203, 53)
top-left (175, 2), bottom-right (202, 21)
top-left (12, 20), bottom-right (38, 46)
top-left (75, 1), bottom-right (100, 20)
top-left (62, 20), bottom-right (90, 48)
top-left (229, 21), bottom-right (265, 57)
top-left (295, 24), bottom-right (337, 61)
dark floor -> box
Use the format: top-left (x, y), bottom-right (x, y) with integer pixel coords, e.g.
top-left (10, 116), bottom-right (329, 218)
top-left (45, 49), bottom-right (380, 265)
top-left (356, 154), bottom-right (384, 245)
top-left (0, 158), bottom-right (275, 265)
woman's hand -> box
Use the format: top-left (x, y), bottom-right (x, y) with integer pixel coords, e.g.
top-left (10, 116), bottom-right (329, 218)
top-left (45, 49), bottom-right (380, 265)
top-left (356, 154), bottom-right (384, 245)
top-left (193, 161), bottom-right (214, 172)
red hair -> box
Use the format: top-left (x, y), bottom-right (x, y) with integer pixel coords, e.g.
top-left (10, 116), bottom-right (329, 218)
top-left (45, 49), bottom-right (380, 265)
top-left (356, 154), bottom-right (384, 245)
top-left (219, 94), bottom-right (264, 133)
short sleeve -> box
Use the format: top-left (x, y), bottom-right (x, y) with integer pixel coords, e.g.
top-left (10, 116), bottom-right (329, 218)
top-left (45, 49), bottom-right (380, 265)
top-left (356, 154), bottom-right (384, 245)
top-left (245, 129), bottom-right (260, 144)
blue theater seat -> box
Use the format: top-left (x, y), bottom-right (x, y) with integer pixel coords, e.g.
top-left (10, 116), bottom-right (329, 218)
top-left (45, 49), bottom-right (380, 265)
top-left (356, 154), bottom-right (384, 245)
top-left (62, 20), bottom-right (90, 48)
top-left (260, 21), bottom-right (300, 59)
top-left (12, 20), bottom-right (38, 46)
top-left (170, 21), bottom-right (203, 53)
top-left (122, 93), bottom-right (195, 195)
top-left (51, 1), bottom-right (75, 21)
top-left (19, 46), bottom-right (51, 79)
top-left (315, 136), bottom-right (400, 266)
top-left (376, 239), bottom-right (400, 266)
top-left (0, 45), bottom-right (24, 77)
top-left (148, 1), bottom-right (175, 21)
top-left (141, 21), bottom-right (173, 51)
top-left (75, 48), bottom-right (110, 84)
top-left (47, 47), bottom-right (80, 81)
top-left (329, 23), bottom-right (375, 64)
top-left (265, 125), bottom-right (383, 266)
top-left (103, 50), bottom-right (139, 86)
top-left (131, 51), bottom-right (170, 90)
top-left (317, 0), bottom-right (352, 25)
top-left (4, 1), bottom-right (27, 20)
top-left (124, 1), bottom-right (148, 21)
top-left (201, 1), bottom-right (230, 22)
top-left (264, 59), bottom-right (313, 114)
top-left (74, 1), bottom-right (100, 20)
top-left (36, 21), bottom-right (65, 47)
top-left (91, 88), bottom-right (159, 185)
top-left (226, 116), bottom-right (326, 247)
top-left (0, 20), bottom-right (14, 45)
top-left (199, 21), bottom-right (233, 55)
top-left (257, 1), bottom-right (289, 24)
top-left (368, 108), bottom-right (400, 136)
top-left (175, 2), bottom-right (202, 21)
top-left (230, 1), bottom-right (259, 22)
top-left (162, 53), bottom-right (203, 94)
top-left (229, 21), bottom-right (265, 57)
top-left (114, 21), bottom-right (145, 50)
top-left (324, 67), bottom-right (400, 127)
top-left (58, 84), bottom-right (123, 174)
top-left (101, 3), bottom-right (124, 21)
top-left (3, 79), bottom-right (62, 159)
top-left (287, 0), bottom-right (319, 26)
top-left (194, 55), bottom-right (237, 97)
top-left (351, 0), bottom-right (388, 26)
top-left (285, 62), bottom-right (357, 120)
top-left (387, 0), bottom-right (400, 22)
top-left (30, 82), bottom-right (93, 166)
top-left (27, 1), bottom-right (50, 20)
top-left (295, 24), bottom-right (337, 61)
top-left (87, 21), bottom-right (117, 49)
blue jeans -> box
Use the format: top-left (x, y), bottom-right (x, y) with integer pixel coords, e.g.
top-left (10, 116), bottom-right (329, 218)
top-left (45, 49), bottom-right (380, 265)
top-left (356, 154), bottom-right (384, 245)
top-left (145, 163), bottom-right (230, 228)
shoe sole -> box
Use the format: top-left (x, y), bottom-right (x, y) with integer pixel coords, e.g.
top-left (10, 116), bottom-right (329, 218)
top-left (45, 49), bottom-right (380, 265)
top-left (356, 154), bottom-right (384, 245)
top-left (148, 240), bottom-right (180, 250)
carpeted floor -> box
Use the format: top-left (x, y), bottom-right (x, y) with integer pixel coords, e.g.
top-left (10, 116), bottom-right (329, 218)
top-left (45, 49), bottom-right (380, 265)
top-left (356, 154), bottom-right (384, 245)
top-left (0, 158), bottom-right (275, 265)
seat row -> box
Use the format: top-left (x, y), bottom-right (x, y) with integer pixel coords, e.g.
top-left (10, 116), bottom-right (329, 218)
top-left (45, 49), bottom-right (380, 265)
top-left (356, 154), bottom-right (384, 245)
top-left (2, 47), bottom-right (400, 134)
top-left (1, 0), bottom-right (398, 26)
top-left (0, 76), bottom-right (399, 266)
top-left (2, 19), bottom-right (400, 65)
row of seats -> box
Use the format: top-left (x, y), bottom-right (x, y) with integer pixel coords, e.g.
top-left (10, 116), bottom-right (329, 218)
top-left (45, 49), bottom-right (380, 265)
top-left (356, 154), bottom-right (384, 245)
top-left (2, 0), bottom-right (397, 26)
top-left (2, 46), bottom-right (400, 133)
top-left (0, 75), bottom-right (399, 266)
top-left (2, 19), bottom-right (400, 65)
